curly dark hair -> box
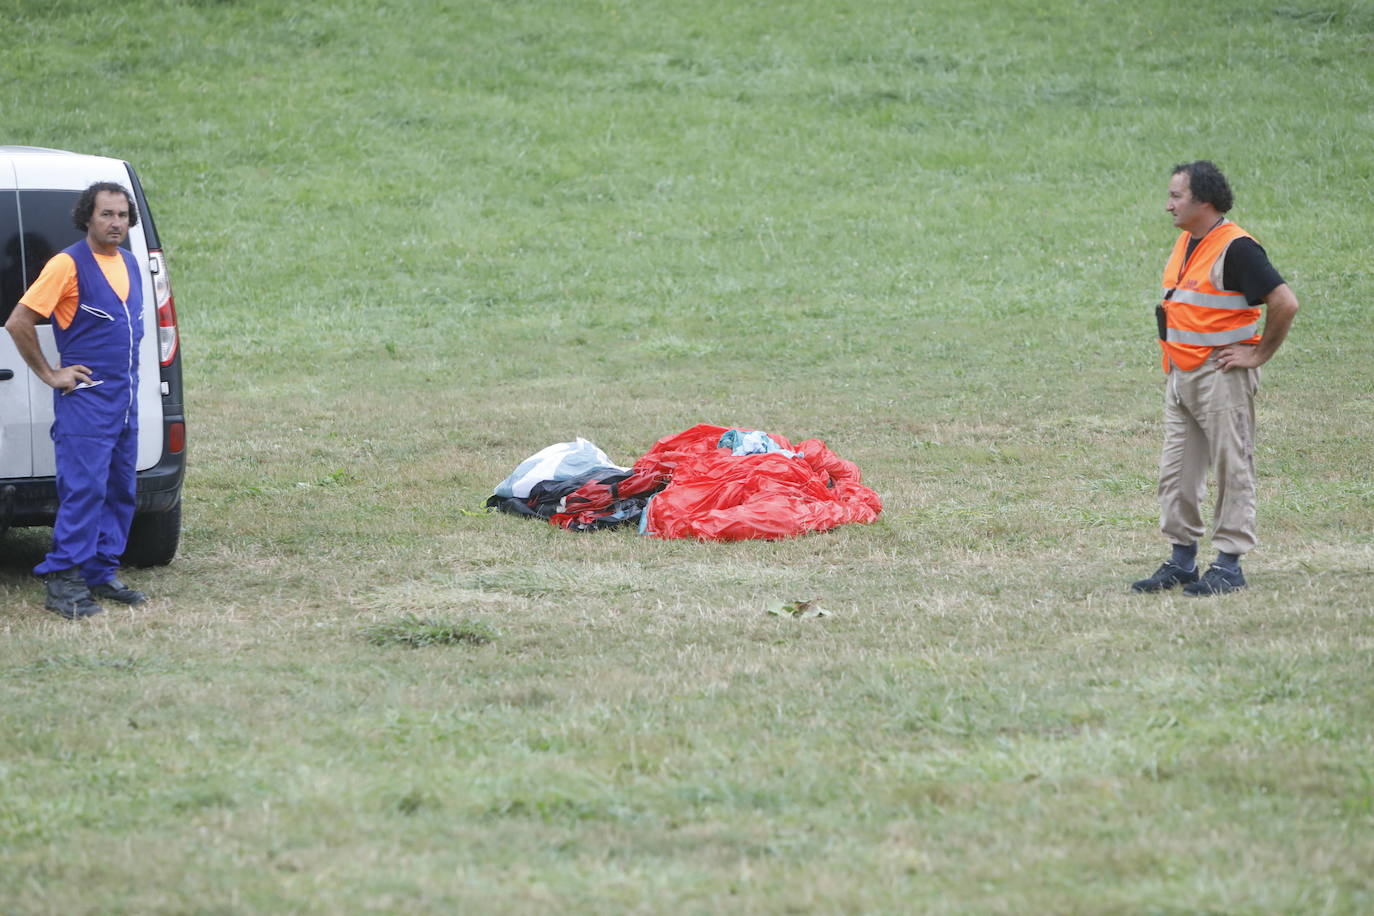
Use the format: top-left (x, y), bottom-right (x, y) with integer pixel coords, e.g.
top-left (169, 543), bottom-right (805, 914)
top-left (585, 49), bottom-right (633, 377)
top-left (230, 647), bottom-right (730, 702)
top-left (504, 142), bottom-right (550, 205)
top-left (1171, 160), bottom-right (1233, 213)
top-left (72, 181), bottom-right (139, 232)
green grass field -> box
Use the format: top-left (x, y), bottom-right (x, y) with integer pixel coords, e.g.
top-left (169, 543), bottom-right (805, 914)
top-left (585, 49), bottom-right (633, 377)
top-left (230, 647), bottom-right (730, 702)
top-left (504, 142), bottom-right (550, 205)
top-left (3, 0), bottom-right (1373, 911)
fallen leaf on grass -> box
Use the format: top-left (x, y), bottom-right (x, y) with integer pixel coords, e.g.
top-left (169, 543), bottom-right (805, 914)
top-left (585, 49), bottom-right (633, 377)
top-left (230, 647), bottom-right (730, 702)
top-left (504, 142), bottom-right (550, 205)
top-left (766, 598), bottom-right (831, 618)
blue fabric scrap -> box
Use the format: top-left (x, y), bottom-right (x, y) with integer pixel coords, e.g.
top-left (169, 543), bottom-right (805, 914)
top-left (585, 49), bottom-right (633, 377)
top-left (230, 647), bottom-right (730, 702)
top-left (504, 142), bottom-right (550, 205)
top-left (717, 429), bottom-right (799, 457)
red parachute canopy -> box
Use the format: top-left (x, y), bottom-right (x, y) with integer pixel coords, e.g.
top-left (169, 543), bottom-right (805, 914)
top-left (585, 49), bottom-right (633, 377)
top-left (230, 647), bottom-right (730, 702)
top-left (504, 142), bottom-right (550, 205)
top-left (552, 424), bottom-right (882, 540)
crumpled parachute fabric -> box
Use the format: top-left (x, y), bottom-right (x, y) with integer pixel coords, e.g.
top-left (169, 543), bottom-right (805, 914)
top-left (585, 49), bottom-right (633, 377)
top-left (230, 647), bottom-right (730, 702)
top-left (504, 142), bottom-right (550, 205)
top-left (493, 423), bottom-right (882, 541)
top-left (491, 437), bottom-right (627, 499)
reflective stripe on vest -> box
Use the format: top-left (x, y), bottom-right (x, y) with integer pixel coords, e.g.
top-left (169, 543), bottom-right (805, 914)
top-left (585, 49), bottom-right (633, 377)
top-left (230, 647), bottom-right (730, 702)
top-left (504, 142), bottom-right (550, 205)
top-left (1158, 220), bottom-right (1261, 373)
top-left (1166, 323), bottom-right (1259, 346)
top-left (1162, 287), bottom-right (1258, 310)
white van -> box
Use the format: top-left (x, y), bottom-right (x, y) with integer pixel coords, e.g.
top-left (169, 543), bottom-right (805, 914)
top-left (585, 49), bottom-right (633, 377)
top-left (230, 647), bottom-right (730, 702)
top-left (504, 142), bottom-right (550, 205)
top-left (0, 146), bottom-right (185, 566)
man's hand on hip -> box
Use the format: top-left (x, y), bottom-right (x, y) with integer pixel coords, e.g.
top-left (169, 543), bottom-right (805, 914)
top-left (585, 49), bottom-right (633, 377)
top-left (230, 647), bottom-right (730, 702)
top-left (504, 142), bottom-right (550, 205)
top-left (1214, 344), bottom-right (1262, 371)
top-left (47, 364), bottom-right (93, 393)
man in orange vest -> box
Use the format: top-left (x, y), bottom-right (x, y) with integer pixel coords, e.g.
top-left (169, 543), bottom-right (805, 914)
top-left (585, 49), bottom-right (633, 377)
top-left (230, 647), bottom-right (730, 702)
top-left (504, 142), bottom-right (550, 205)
top-left (1132, 161), bottom-right (1299, 596)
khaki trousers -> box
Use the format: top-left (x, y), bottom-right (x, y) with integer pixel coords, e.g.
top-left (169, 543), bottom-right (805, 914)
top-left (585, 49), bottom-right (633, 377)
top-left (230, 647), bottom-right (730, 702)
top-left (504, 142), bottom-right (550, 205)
top-left (1157, 356), bottom-right (1259, 556)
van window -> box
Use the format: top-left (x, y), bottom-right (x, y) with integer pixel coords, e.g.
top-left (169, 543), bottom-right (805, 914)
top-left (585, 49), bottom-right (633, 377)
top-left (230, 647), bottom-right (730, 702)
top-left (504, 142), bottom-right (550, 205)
top-left (3, 190), bottom-right (140, 324)
top-left (0, 190), bottom-right (21, 323)
top-left (19, 189), bottom-right (85, 292)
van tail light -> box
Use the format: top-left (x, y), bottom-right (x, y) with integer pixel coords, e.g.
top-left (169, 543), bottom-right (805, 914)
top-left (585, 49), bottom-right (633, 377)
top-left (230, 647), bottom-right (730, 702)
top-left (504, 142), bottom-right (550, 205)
top-left (168, 421), bottom-right (185, 454)
top-left (148, 249), bottom-right (179, 366)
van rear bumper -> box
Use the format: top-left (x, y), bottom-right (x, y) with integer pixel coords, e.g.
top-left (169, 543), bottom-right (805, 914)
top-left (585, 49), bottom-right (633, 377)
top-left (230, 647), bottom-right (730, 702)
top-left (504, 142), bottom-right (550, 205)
top-left (0, 413), bottom-right (185, 532)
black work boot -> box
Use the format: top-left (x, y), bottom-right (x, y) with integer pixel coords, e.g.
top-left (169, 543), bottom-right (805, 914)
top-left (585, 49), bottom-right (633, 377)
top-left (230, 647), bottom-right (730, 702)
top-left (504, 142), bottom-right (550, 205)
top-left (1130, 561), bottom-right (1199, 593)
top-left (90, 578), bottom-right (148, 606)
top-left (1182, 564), bottom-right (1247, 596)
top-left (43, 569), bottom-right (104, 619)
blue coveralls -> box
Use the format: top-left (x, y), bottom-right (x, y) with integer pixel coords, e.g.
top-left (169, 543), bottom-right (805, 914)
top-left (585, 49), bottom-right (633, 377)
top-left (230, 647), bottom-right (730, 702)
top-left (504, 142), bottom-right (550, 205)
top-left (32, 241), bottom-right (143, 586)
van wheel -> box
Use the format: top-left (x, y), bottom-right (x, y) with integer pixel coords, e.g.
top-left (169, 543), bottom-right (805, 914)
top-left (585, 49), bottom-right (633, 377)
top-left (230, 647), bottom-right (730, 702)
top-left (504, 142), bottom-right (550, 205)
top-left (122, 501), bottom-right (181, 567)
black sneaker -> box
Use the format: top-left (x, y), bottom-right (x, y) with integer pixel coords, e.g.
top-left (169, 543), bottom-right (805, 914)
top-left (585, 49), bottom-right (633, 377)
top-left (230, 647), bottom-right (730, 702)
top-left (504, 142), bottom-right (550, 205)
top-left (44, 569), bottom-right (104, 620)
top-left (1130, 561), bottom-right (1199, 593)
top-left (1182, 564), bottom-right (1246, 597)
top-left (90, 578), bottom-right (148, 606)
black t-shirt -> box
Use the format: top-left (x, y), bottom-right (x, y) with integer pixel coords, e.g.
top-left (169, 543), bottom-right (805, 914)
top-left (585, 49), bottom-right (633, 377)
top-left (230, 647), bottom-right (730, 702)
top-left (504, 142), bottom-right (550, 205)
top-left (1183, 234), bottom-right (1285, 305)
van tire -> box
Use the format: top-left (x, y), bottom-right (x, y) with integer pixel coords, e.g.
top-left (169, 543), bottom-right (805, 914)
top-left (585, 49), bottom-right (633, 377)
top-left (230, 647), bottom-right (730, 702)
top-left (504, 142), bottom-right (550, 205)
top-left (122, 501), bottom-right (181, 567)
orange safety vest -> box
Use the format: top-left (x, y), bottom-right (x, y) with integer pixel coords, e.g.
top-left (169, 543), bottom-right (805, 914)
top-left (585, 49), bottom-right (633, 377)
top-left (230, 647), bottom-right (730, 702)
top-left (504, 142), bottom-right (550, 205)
top-left (1159, 220), bottom-right (1262, 372)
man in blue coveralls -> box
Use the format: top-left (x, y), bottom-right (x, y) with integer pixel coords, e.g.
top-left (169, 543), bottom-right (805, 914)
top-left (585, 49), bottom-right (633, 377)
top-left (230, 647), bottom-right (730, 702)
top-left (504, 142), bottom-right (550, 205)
top-left (4, 182), bottom-right (149, 618)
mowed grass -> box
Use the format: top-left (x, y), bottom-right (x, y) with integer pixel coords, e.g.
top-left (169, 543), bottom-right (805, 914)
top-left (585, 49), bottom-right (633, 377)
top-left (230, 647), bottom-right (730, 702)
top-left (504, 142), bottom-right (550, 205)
top-left (2, 0), bottom-right (1373, 911)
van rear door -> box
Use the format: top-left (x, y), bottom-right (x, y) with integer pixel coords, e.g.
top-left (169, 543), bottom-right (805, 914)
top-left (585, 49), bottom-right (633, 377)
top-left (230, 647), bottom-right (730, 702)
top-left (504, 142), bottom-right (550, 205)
top-left (9, 155), bottom-right (163, 474)
top-left (0, 161), bottom-right (33, 478)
